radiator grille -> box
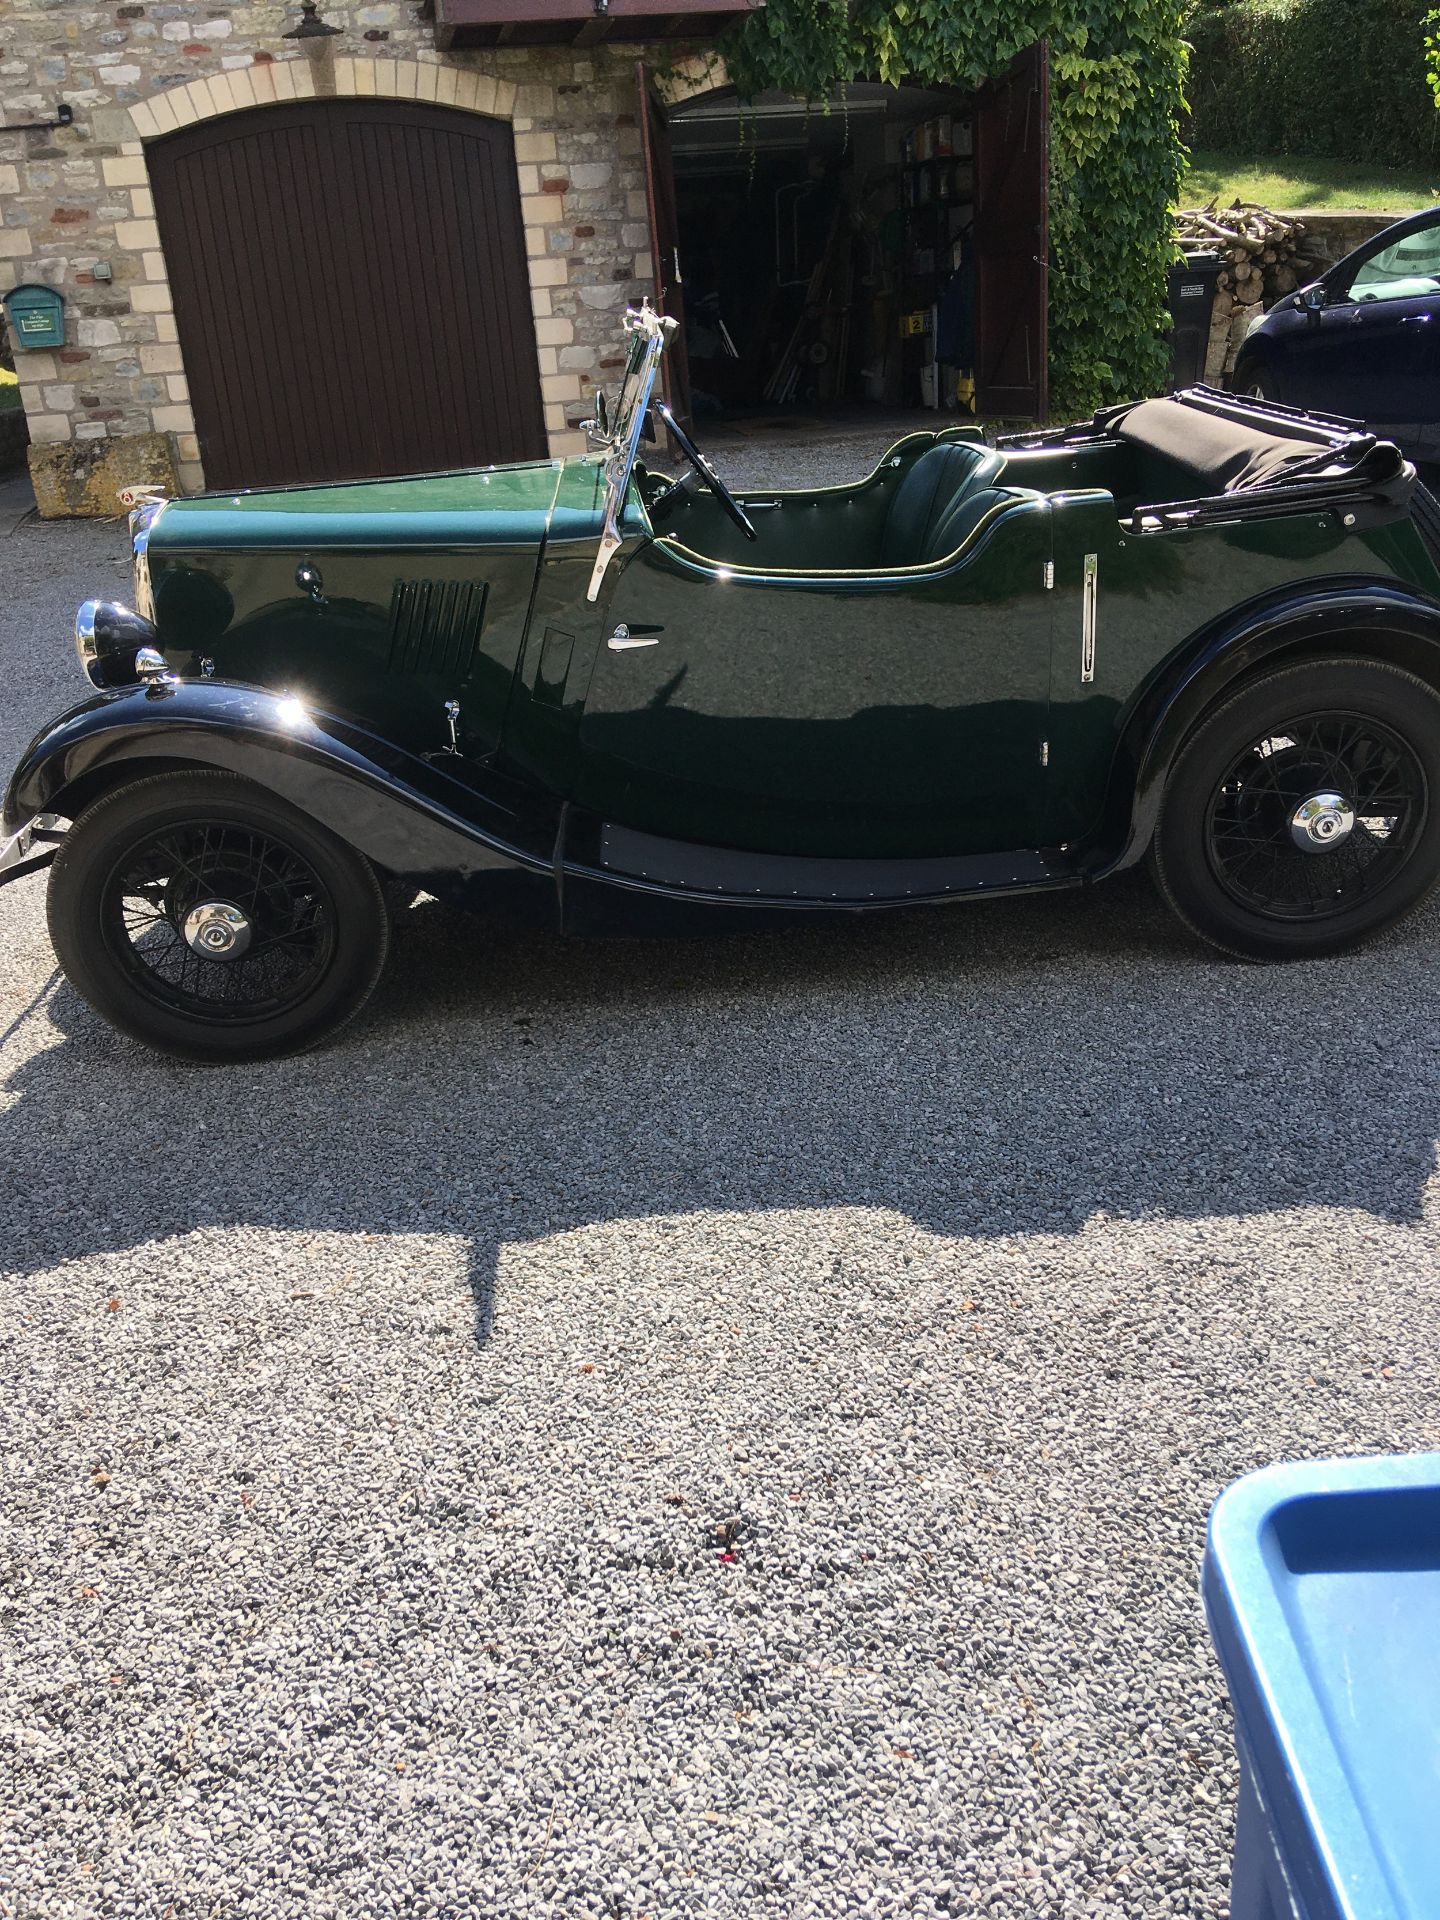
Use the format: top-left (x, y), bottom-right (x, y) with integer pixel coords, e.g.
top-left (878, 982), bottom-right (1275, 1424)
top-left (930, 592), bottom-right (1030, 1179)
top-left (386, 578), bottom-right (488, 678)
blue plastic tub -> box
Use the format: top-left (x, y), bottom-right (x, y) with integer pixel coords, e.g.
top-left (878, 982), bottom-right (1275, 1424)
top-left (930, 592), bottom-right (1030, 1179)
top-left (1203, 1454), bottom-right (1440, 1920)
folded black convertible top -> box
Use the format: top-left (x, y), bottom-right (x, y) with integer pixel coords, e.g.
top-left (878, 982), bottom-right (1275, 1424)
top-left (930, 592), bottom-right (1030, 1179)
top-left (1114, 395), bottom-right (1364, 493)
top-left (1000, 384), bottom-right (1411, 527)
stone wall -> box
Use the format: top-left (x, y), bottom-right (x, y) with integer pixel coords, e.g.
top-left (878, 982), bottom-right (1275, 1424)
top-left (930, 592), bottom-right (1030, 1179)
top-left (0, 4), bottom-right (716, 512)
top-left (1291, 209), bottom-right (1398, 268)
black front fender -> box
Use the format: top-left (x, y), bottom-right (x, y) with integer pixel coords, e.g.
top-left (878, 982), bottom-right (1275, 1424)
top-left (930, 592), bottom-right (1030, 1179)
top-left (1106, 580), bottom-right (1440, 873)
top-left (2, 679), bottom-right (555, 880)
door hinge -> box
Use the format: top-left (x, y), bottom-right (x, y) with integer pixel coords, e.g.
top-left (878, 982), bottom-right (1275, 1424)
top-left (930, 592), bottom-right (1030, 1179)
top-left (1043, 559), bottom-right (1055, 590)
top-left (1080, 552), bottom-right (1098, 684)
top-left (1040, 739), bottom-right (1049, 768)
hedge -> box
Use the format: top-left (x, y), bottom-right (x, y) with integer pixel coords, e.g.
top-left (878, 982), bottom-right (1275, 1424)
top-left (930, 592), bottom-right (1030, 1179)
top-left (1186, 0), bottom-right (1440, 172)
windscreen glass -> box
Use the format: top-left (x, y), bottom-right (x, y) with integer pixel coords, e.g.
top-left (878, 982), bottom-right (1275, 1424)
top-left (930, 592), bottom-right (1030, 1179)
top-left (608, 328), bottom-right (653, 455)
top-left (1351, 223), bottom-right (1440, 303)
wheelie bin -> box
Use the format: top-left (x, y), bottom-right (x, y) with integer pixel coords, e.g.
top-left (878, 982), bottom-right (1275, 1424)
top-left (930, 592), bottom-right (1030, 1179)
top-left (1167, 247), bottom-right (1224, 389)
top-left (1204, 1453), bottom-right (1440, 1920)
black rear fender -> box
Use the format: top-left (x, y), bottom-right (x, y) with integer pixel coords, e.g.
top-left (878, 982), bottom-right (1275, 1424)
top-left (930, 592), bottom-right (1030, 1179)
top-left (1107, 581), bottom-right (1440, 873)
top-left (3, 680), bottom-right (550, 881)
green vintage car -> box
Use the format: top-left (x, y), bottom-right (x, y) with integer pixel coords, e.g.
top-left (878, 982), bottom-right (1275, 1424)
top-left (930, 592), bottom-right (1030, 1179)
top-left (5, 304), bottom-right (1440, 1061)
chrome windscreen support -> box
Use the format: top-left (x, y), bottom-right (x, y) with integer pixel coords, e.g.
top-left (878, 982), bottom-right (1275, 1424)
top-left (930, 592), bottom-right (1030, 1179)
top-left (587, 524), bottom-right (625, 605)
top-left (586, 303), bottom-right (676, 604)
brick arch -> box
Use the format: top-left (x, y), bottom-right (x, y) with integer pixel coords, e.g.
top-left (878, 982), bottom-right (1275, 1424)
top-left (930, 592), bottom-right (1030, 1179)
top-left (116, 57), bottom-right (581, 488)
top-left (122, 57), bottom-right (525, 143)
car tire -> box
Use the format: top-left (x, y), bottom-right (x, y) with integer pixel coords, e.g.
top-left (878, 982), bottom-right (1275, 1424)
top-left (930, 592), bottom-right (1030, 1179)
top-left (48, 769), bottom-right (390, 1062)
top-left (1236, 365), bottom-right (1276, 402)
top-left (1150, 658), bottom-right (1440, 960)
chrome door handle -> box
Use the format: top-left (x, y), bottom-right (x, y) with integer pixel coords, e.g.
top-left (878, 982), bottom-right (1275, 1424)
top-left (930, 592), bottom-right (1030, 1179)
top-left (608, 623), bottom-right (660, 651)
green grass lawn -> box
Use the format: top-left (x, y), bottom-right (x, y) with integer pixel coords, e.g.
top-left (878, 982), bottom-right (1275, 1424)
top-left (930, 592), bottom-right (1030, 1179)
top-left (1183, 148), bottom-right (1440, 212)
top-left (0, 367), bottom-right (20, 414)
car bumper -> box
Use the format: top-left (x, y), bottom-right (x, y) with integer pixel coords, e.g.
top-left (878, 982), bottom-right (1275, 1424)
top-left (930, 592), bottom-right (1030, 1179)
top-left (0, 812), bottom-right (65, 890)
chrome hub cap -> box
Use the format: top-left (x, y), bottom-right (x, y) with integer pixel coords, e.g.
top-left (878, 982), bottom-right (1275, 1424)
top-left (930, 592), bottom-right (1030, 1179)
top-left (182, 899), bottom-right (252, 958)
top-left (1290, 791), bottom-right (1355, 851)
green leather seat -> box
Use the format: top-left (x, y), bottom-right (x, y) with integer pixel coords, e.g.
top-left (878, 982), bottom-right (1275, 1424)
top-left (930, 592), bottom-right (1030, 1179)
top-left (880, 443), bottom-right (1009, 566)
top-left (923, 482), bottom-right (1034, 565)
top-left (663, 439), bottom-right (1030, 575)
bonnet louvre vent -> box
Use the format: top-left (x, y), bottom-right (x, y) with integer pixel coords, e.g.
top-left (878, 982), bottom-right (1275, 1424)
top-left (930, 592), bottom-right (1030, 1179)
top-left (386, 578), bottom-right (488, 677)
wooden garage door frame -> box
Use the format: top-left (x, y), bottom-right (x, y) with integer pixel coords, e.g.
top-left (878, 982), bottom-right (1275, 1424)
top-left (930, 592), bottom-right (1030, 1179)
top-left (148, 98), bottom-right (548, 490)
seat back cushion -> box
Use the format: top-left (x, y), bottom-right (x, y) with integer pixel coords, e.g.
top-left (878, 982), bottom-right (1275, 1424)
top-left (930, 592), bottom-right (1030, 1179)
top-left (880, 443), bottom-right (1005, 565)
top-left (921, 485), bottom-right (1027, 564)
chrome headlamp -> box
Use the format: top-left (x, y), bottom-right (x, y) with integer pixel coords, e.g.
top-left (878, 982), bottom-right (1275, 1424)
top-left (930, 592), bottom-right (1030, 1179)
top-left (75, 599), bottom-right (167, 688)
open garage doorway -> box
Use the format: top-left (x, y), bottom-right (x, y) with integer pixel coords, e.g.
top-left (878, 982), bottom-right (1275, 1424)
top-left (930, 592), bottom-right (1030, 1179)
top-left (652, 49), bottom-right (1049, 447)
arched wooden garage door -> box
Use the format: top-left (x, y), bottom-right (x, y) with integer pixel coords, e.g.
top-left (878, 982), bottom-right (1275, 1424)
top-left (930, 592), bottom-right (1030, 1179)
top-left (148, 99), bottom-right (547, 490)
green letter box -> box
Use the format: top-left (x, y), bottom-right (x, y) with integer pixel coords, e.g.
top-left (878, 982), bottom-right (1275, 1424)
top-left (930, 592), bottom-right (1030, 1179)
top-left (2, 283), bottom-right (66, 351)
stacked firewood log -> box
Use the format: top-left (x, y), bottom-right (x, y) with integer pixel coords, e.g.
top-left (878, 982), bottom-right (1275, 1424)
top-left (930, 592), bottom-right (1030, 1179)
top-left (1176, 202), bottom-right (1323, 383)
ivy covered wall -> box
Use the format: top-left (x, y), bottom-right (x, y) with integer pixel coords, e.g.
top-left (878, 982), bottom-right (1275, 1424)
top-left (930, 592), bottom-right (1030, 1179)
top-left (718, 0), bottom-right (1189, 415)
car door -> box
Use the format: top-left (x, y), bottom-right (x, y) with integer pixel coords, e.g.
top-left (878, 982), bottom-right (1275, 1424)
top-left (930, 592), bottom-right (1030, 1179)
top-left (1338, 220), bottom-right (1440, 446)
top-left (1284, 216), bottom-right (1440, 443)
top-left (1269, 291), bottom-right (1368, 411)
top-left (575, 506), bottom-right (1056, 863)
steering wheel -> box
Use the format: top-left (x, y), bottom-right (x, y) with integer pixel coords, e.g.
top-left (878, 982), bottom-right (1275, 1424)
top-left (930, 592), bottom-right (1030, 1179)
top-left (654, 401), bottom-right (758, 542)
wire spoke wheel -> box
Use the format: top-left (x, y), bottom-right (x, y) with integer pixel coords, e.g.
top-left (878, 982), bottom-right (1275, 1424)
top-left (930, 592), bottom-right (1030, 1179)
top-left (101, 818), bottom-right (337, 1022)
top-left (1153, 661), bottom-right (1440, 961)
top-left (49, 772), bottom-right (390, 1061)
top-left (1205, 712), bottom-right (1425, 921)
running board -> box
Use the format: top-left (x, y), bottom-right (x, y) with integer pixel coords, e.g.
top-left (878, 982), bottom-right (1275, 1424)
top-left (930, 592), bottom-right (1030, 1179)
top-left (581, 822), bottom-right (1082, 909)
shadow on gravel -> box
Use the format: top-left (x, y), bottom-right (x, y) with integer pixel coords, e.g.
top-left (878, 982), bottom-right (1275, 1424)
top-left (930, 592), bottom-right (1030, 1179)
top-left (3, 866), bottom-right (1438, 1344)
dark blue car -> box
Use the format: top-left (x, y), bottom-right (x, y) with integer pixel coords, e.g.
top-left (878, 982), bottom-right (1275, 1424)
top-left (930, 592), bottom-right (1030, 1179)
top-left (1233, 205), bottom-right (1440, 459)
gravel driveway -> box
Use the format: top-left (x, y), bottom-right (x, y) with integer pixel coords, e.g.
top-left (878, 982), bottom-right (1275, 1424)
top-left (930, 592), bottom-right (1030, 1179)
top-left (3, 457), bottom-right (1440, 1920)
